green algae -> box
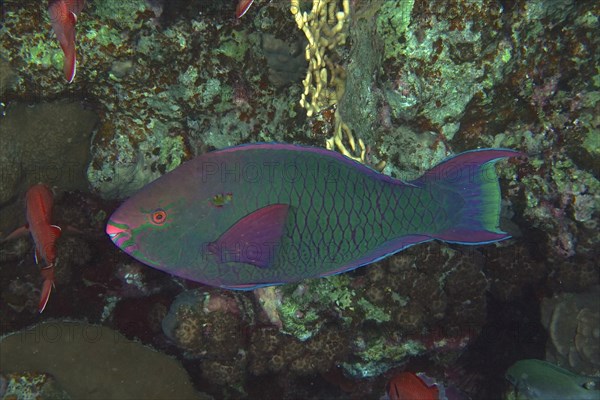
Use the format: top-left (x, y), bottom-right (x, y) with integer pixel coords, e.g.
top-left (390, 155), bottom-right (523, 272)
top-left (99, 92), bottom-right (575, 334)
top-left (376, 0), bottom-right (415, 61)
top-left (85, 25), bottom-right (123, 48)
top-left (214, 30), bottom-right (253, 63)
top-left (279, 301), bottom-right (321, 342)
top-left (357, 298), bottom-right (391, 323)
top-left (343, 336), bottom-right (425, 378)
top-left (199, 78), bottom-right (228, 108)
top-left (2, 372), bottom-right (71, 400)
top-left (276, 275), bottom-right (395, 341)
top-left (92, 0), bottom-right (149, 30)
top-left (23, 38), bottom-right (62, 70)
top-left (277, 276), bottom-right (357, 340)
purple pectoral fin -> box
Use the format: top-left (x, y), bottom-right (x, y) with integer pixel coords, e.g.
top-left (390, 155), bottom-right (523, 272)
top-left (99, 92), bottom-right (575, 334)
top-left (209, 204), bottom-right (289, 268)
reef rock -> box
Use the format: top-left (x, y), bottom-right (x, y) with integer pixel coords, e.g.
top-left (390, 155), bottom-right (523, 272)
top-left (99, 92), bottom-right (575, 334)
top-left (0, 321), bottom-right (205, 400)
top-left (0, 100), bottom-right (98, 234)
top-left (541, 286), bottom-right (600, 376)
top-left (0, 371), bottom-right (71, 400)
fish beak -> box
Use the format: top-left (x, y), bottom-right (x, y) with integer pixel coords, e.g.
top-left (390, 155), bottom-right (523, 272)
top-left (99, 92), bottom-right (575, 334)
top-left (106, 220), bottom-right (132, 249)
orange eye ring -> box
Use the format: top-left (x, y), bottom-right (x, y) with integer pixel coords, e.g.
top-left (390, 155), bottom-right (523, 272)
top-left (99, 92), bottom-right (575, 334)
top-left (150, 209), bottom-right (167, 225)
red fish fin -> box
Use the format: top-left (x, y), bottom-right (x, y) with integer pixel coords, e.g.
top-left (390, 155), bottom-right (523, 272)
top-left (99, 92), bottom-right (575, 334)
top-left (35, 248), bottom-right (41, 264)
top-left (49, 1), bottom-right (78, 83)
top-left (387, 372), bottom-right (439, 400)
top-left (51, 225), bottom-right (62, 238)
top-left (3, 225), bottom-right (30, 241)
top-left (209, 204), bottom-right (289, 268)
top-left (63, 35), bottom-right (77, 83)
top-left (236, 0), bottom-right (254, 18)
top-left (39, 279), bottom-right (54, 313)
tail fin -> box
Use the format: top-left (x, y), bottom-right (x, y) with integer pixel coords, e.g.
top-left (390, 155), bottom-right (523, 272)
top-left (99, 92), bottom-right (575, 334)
top-left (38, 265), bottom-right (55, 313)
top-left (413, 149), bottom-right (522, 245)
top-left (38, 279), bottom-right (53, 313)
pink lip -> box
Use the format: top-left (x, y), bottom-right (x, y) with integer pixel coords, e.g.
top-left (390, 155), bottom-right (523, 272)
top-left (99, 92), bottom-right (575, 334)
top-left (106, 221), bottom-right (132, 249)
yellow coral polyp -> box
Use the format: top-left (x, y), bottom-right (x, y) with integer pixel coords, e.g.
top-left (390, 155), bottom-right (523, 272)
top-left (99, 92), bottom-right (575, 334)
top-left (291, 0), bottom-right (350, 117)
top-left (292, 0), bottom-right (383, 169)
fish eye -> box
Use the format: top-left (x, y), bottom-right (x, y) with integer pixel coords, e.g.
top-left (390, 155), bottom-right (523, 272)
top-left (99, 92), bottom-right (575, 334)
top-left (150, 209), bottom-right (167, 225)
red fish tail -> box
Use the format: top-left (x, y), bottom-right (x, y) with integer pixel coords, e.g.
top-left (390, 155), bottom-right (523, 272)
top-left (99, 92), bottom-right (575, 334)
top-left (236, 0), bottom-right (254, 18)
top-left (39, 265), bottom-right (55, 313)
top-left (39, 277), bottom-right (54, 313)
top-left (48, 1), bottom-right (78, 82)
top-left (63, 42), bottom-right (77, 83)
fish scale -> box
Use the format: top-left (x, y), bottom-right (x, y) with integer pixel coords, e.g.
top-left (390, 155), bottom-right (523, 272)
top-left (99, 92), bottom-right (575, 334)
top-left (107, 144), bottom-right (521, 289)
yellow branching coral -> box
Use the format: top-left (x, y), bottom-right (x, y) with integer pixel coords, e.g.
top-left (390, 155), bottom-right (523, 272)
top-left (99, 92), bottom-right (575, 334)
top-left (291, 1), bottom-right (384, 169)
top-left (325, 109), bottom-right (365, 159)
top-left (291, 0), bottom-right (349, 117)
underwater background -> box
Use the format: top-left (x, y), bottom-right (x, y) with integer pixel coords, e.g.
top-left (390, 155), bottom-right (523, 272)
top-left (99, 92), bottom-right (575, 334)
top-left (0, 0), bottom-right (598, 399)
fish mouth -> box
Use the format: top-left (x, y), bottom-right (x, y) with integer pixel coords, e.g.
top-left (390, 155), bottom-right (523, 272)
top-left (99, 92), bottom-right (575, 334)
top-left (106, 220), bottom-right (134, 250)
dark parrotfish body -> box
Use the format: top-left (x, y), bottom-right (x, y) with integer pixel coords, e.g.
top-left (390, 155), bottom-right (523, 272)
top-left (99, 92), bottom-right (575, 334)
top-left (107, 144), bottom-right (520, 290)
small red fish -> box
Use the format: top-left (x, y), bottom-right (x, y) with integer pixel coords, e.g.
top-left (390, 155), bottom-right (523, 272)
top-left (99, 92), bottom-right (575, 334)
top-left (387, 372), bottom-right (439, 400)
top-left (5, 184), bottom-right (62, 312)
top-left (48, 0), bottom-right (85, 83)
top-left (236, 0), bottom-right (254, 18)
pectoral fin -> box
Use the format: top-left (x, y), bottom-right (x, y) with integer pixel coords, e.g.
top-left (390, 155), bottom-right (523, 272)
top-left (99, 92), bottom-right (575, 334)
top-left (209, 204), bottom-right (289, 268)
top-left (3, 225), bottom-right (29, 241)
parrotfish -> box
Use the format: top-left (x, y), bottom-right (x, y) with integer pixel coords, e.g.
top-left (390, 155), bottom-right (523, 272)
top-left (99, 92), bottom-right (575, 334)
top-left (48, 0), bottom-right (85, 83)
top-left (506, 359), bottom-right (600, 400)
top-left (236, 0), bottom-right (254, 18)
top-left (4, 184), bottom-right (62, 312)
top-left (107, 144), bottom-right (521, 290)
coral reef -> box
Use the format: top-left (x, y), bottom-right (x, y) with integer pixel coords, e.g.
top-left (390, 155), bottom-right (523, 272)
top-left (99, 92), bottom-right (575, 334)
top-left (505, 359), bottom-right (600, 400)
top-left (0, 0), bottom-right (598, 398)
top-left (248, 325), bottom-right (350, 377)
top-left (161, 289), bottom-right (252, 397)
top-left (1, 1), bottom-right (304, 198)
top-left (378, 0), bottom-right (512, 141)
top-left (161, 289), bottom-right (250, 359)
top-left (291, 0), bottom-right (349, 117)
top-left (251, 242), bottom-right (486, 379)
top-left (0, 371), bottom-right (71, 400)
top-left (0, 321), bottom-right (205, 400)
top-left (0, 100), bottom-right (98, 234)
top-left (541, 286), bottom-right (600, 376)
top-left (2, 279), bottom-right (41, 314)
